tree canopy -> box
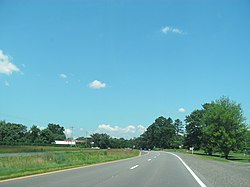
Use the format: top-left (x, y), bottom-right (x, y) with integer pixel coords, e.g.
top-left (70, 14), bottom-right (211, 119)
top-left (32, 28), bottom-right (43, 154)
top-left (185, 97), bottom-right (247, 159)
top-left (139, 116), bottom-right (184, 149)
top-left (0, 122), bottom-right (66, 145)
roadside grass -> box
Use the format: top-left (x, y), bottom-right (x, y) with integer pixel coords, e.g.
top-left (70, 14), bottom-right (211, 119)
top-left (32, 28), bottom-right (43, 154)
top-left (0, 149), bottom-right (139, 180)
top-left (163, 149), bottom-right (250, 163)
top-left (0, 145), bottom-right (84, 154)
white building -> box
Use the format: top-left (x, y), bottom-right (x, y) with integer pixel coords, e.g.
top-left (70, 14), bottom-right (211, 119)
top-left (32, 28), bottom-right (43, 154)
top-left (54, 140), bottom-right (76, 145)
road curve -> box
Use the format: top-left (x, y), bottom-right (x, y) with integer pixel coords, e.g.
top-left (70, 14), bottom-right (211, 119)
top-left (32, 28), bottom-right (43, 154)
top-left (1, 151), bottom-right (205, 187)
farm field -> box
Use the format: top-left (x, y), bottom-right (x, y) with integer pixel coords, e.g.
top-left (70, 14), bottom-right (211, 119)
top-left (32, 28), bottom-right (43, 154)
top-left (0, 147), bottom-right (139, 180)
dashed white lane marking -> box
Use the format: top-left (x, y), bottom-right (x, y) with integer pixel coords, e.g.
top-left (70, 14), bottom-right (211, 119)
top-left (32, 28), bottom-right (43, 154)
top-left (154, 156), bottom-right (157, 159)
top-left (165, 152), bottom-right (207, 187)
top-left (148, 159), bottom-right (151, 161)
top-left (130, 165), bottom-right (139, 170)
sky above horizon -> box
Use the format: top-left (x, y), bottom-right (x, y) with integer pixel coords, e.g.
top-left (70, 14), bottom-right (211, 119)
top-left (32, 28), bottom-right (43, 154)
top-left (1, 0), bottom-right (250, 139)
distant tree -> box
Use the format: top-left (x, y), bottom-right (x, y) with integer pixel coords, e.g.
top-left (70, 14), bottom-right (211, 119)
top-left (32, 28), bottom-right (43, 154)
top-left (184, 110), bottom-right (204, 150)
top-left (27, 125), bottom-right (41, 143)
top-left (171, 135), bottom-right (184, 149)
top-left (246, 128), bottom-right (250, 148)
top-left (47, 123), bottom-right (66, 140)
top-left (40, 128), bottom-right (54, 144)
top-left (159, 117), bottom-right (176, 148)
top-left (174, 119), bottom-right (184, 135)
top-left (109, 137), bottom-right (128, 148)
top-left (139, 116), bottom-right (177, 149)
top-left (0, 121), bottom-right (27, 144)
top-left (38, 124), bottom-right (66, 144)
top-left (0, 121), bottom-right (7, 143)
top-left (91, 133), bottom-right (111, 149)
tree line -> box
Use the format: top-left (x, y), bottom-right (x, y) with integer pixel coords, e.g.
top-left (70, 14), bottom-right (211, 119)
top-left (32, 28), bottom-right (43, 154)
top-left (136, 96), bottom-right (249, 159)
top-left (0, 122), bottom-right (66, 145)
top-left (0, 97), bottom-right (249, 159)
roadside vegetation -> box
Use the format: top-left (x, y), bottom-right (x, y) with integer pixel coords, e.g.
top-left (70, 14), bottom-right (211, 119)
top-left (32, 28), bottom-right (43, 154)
top-left (0, 96), bottom-right (249, 162)
top-left (0, 145), bottom-right (84, 154)
top-left (163, 149), bottom-right (250, 163)
top-left (0, 149), bottom-right (139, 180)
top-left (138, 97), bottom-right (250, 161)
top-left (0, 122), bottom-right (137, 149)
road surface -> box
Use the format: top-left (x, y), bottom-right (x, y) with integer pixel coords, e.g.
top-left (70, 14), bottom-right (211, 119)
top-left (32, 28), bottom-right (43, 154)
top-left (1, 151), bottom-right (206, 187)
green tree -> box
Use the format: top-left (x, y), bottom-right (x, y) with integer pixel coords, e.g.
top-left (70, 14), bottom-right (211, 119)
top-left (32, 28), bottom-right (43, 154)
top-left (160, 117), bottom-right (176, 148)
top-left (202, 97), bottom-right (247, 159)
top-left (246, 128), bottom-right (250, 148)
top-left (139, 116), bottom-right (177, 149)
top-left (40, 128), bottom-right (54, 144)
top-left (91, 133), bottom-right (111, 149)
top-left (0, 121), bottom-right (27, 144)
top-left (174, 119), bottom-right (184, 135)
top-left (47, 123), bottom-right (66, 140)
top-left (184, 110), bottom-right (204, 150)
top-left (27, 125), bottom-right (41, 143)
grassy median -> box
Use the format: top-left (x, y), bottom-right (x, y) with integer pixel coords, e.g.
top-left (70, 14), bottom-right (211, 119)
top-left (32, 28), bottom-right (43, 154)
top-left (0, 149), bottom-right (139, 180)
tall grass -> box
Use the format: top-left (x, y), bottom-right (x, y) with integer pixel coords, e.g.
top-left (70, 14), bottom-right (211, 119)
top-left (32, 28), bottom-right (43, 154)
top-left (0, 149), bottom-right (139, 180)
top-left (0, 145), bottom-right (84, 153)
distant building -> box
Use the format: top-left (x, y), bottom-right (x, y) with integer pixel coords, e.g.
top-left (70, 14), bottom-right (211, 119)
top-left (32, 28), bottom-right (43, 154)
top-left (54, 140), bottom-right (76, 145)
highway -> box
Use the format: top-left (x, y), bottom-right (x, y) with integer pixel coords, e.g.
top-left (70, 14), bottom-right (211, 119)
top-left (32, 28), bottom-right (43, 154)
top-left (1, 151), bottom-right (206, 187)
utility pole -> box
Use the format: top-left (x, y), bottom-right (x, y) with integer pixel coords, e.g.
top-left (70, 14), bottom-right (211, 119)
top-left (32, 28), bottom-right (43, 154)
top-left (70, 126), bottom-right (74, 147)
top-left (85, 131), bottom-right (88, 148)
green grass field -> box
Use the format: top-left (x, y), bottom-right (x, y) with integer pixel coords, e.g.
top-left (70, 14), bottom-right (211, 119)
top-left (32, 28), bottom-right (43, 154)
top-left (0, 148), bottom-right (139, 180)
top-left (164, 149), bottom-right (250, 163)
top-left (0, 145), bottom-right (84, 153)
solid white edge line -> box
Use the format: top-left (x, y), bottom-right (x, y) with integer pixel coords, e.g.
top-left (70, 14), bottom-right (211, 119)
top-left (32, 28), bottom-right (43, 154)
top-left (165, 152), bottom-right (207, 187)
top-left (130, 165), bottom-right (139, 170)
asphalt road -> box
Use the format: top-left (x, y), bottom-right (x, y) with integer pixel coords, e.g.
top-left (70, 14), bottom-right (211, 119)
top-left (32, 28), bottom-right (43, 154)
top-left (1, 151), bottom-right (205, 187)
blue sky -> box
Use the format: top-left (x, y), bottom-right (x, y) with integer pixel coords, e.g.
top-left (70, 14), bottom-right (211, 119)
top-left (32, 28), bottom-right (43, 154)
top-left (0, 0), bottom-right (250, 138)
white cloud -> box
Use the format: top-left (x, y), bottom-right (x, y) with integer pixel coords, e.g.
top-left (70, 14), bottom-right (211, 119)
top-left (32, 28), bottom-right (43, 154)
top-left (60, 73), bottom-right (67, 79)
top-left (89, 80), bottom-right (106, 89)
top-left (161, 26), bottom-right (183, 34)
top-left (137, 125), bottom-right (146, 132)
top-left (64, 128), bottom-right (73, 137)
top-left (96, 124), bottom-right (146, 139)
top-left (37, 126), bottom-right (46, 130)
top-left (162, 26), bottom-right (170, 33)
top-left (172, 28), bottom-right (183, 34)
top-left (59, 73), bottom-right (69, 84)
top-left (178, 107), bottom-right (186, 113)
top-left (0, 50), bottom-right (20, 75)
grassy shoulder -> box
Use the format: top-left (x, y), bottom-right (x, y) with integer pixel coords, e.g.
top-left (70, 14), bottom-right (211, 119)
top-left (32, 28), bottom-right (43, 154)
top-left (0, 149), bottom-right (139, 180)
top-left (163, 149), bottom-right (250, 163)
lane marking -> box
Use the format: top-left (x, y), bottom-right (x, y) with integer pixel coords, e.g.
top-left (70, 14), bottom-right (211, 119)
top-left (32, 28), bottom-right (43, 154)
top-left (130, 165), bottom-right (139, 170)
top-left (148, 159), bottom-right (151, 161)
top-left (165, 152), bottom-right (207, 187)
top-left (154, 156), bottom-right (157, 159)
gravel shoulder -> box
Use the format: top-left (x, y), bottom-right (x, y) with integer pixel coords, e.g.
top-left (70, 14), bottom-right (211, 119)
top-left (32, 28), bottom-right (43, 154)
top-left (176, 153), bottom-right (250, 187)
